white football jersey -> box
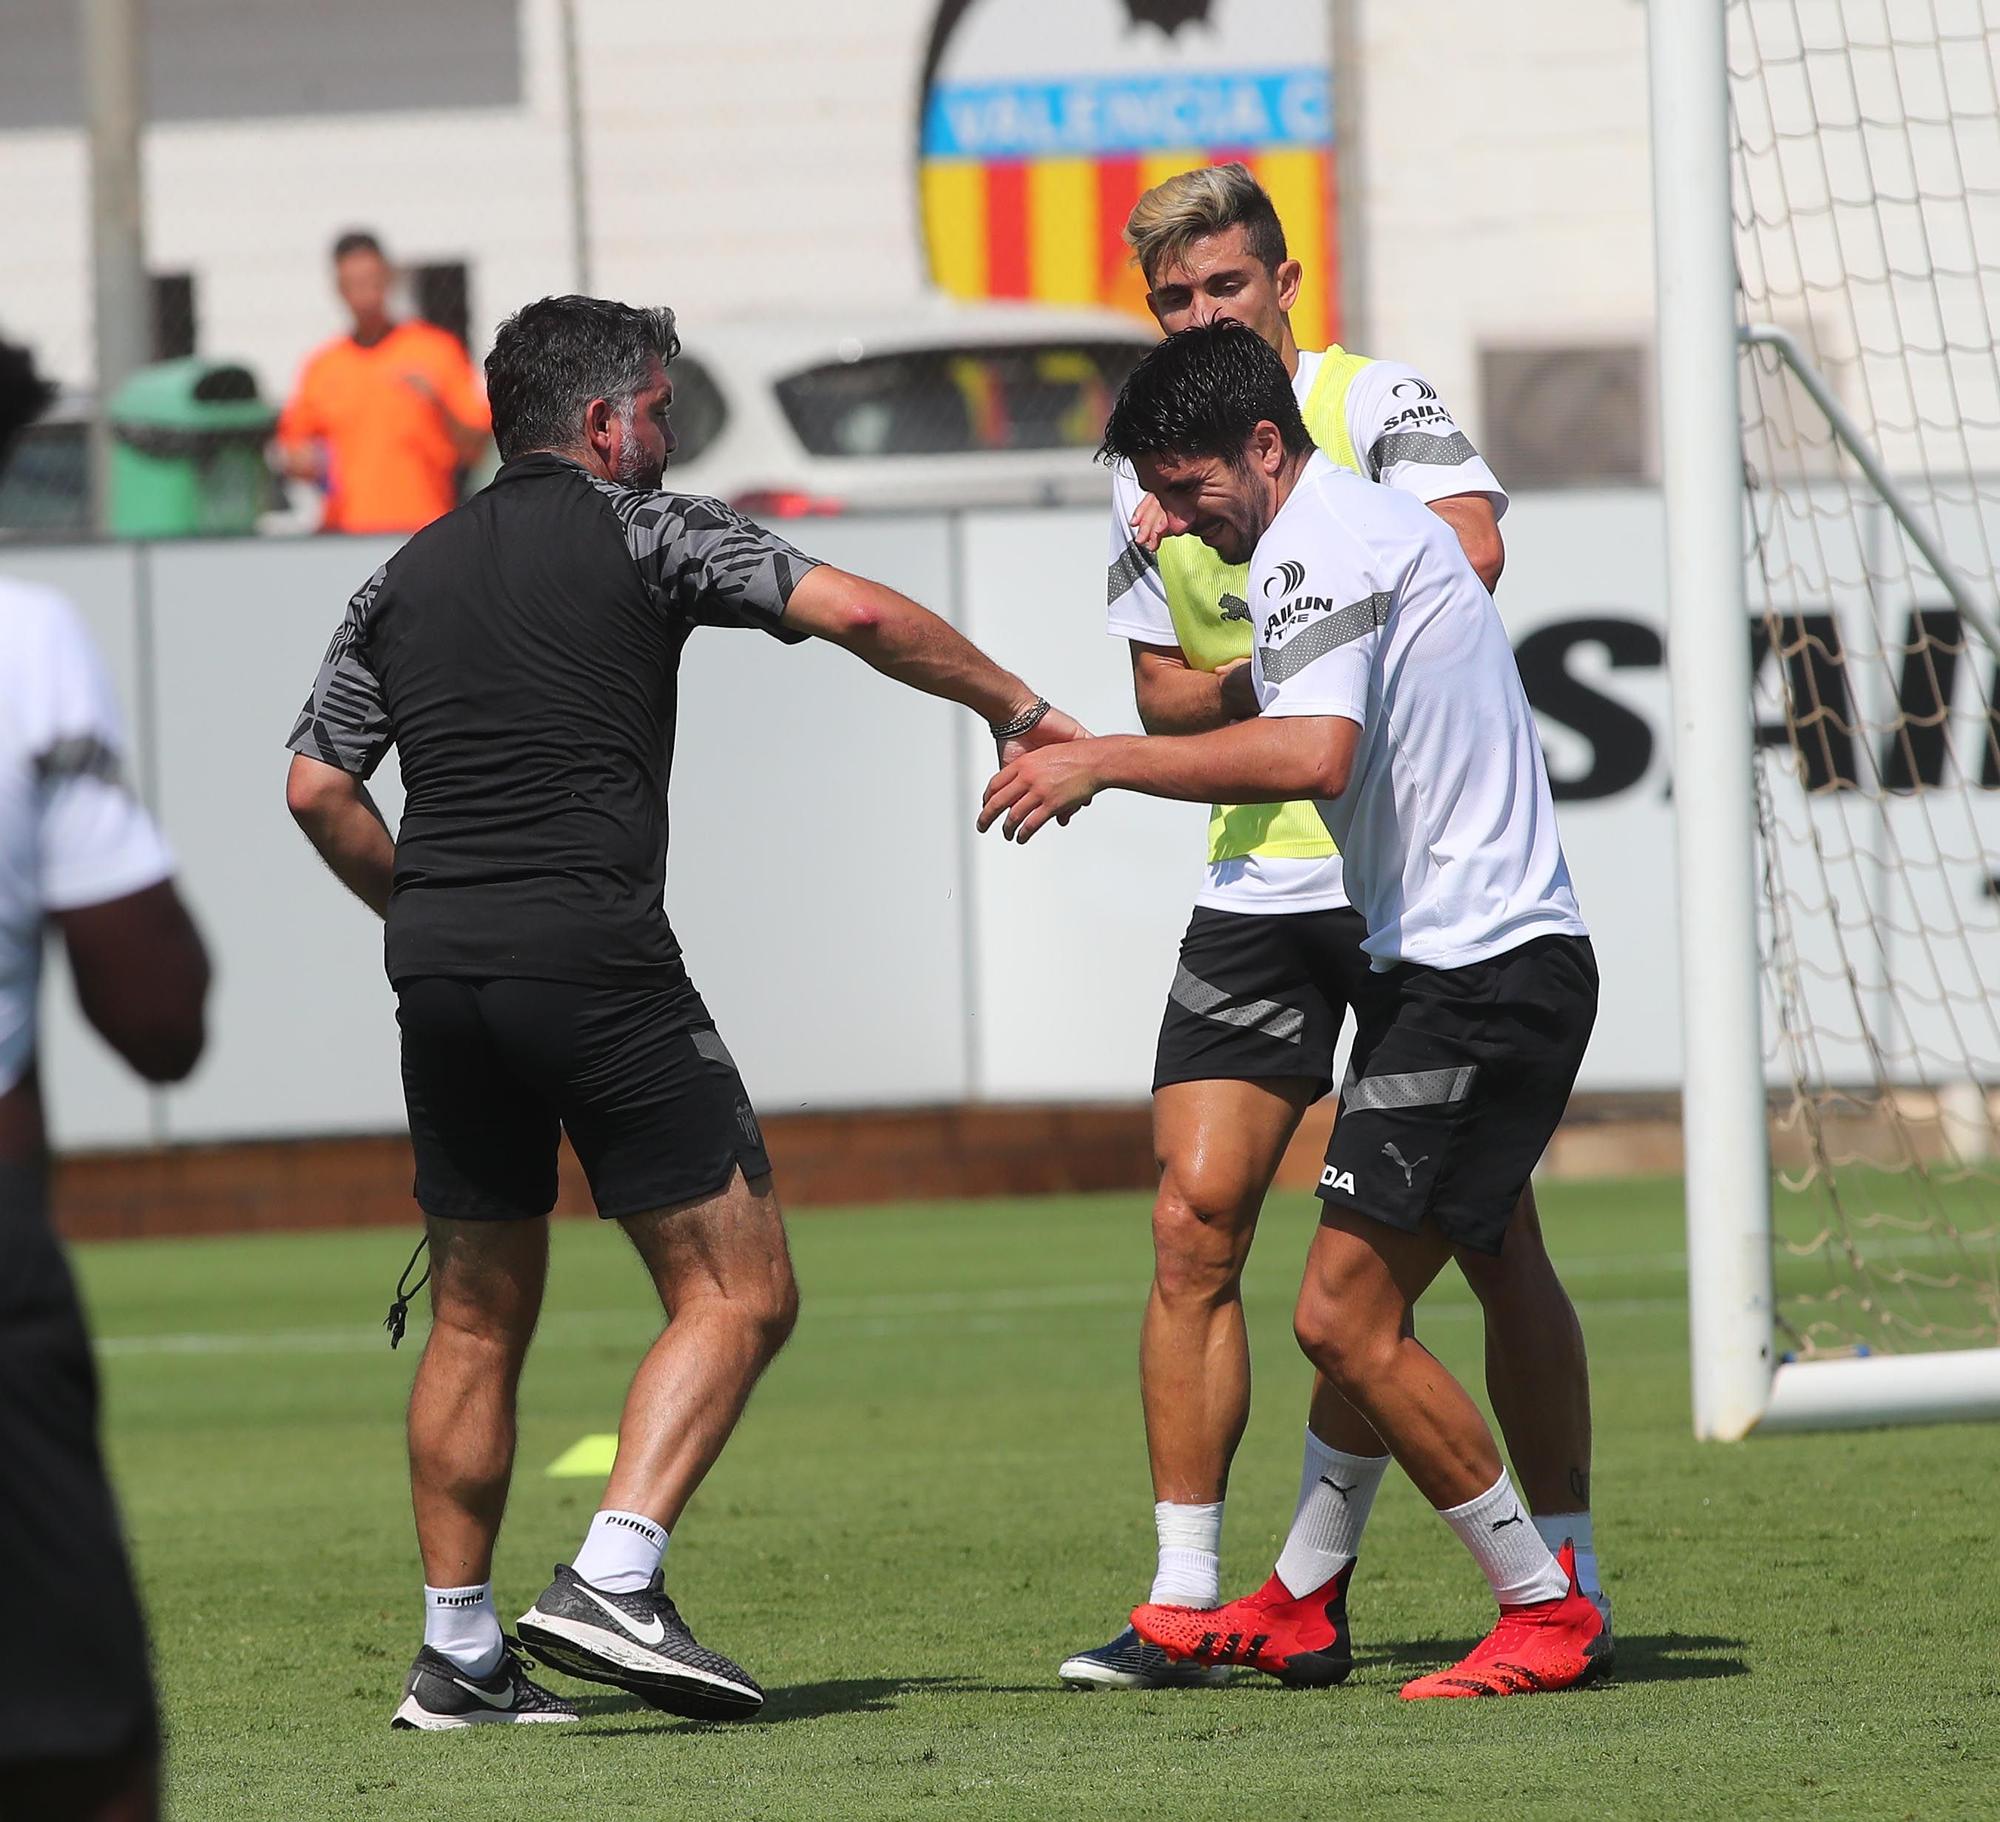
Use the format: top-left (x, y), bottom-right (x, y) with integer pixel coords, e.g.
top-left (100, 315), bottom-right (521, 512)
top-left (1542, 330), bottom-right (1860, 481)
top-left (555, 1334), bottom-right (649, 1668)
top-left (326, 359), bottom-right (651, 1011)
top-left (1249, 453), bottom-right (1586, 970)
top-left (0, 579), bottom-right (174, 1097)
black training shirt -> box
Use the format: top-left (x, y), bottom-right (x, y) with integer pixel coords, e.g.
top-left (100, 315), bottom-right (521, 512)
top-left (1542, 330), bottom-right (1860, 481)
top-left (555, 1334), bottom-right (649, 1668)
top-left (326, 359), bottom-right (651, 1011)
top-left (286, 453), bottom-right (818, 986)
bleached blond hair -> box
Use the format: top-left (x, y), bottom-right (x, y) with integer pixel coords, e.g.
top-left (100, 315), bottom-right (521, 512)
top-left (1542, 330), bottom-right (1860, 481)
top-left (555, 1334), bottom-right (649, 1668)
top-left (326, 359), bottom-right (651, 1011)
top-left (1121, 163), bottom-right (1289, 286)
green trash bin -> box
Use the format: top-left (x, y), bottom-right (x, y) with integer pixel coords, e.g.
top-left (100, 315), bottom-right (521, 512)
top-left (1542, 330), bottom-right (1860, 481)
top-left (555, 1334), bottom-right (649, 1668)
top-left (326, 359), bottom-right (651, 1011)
top-left (107, 358), bottom-right (277, 538)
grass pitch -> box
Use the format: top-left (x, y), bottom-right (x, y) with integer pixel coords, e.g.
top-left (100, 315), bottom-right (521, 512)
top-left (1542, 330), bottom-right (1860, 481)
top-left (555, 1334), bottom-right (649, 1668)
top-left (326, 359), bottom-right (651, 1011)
top-left (76, 1177), bottom-right (1996, 1821)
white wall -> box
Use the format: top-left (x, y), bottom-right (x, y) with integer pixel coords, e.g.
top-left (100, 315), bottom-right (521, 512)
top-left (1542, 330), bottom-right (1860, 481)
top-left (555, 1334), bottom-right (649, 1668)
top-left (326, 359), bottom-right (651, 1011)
top-left (10, 489), bottom-right (1895, 1156)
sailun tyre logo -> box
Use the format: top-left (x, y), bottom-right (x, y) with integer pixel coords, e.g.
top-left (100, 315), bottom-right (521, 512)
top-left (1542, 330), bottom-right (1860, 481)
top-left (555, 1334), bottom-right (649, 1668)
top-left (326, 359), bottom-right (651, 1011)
top-left (1266, 559), bottom-right (1307, 597)
top-left (1391, 377), bottom-right (1438, 401)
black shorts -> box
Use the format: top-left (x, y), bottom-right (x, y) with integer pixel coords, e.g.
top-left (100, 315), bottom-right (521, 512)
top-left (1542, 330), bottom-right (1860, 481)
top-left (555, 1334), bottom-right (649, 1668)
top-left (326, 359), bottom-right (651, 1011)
top-left (0, 1167), bottom-right (156, 1767)
top-left (396, 976), bottom-right (773, 1221)
top-left (1316, 935), bottom-right (1598, 1255)
top-left (1153, 905), bottom-right (1375, 1096)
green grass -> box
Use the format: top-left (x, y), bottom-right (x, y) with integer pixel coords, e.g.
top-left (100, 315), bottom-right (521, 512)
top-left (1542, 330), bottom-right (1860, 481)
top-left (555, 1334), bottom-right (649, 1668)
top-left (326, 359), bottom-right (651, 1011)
top-left (74, 1178), bottom-right (1997, 1821)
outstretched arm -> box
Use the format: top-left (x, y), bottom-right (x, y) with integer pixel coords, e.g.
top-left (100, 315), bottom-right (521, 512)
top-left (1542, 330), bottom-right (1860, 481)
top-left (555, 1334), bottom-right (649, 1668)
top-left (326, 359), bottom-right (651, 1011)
top-left (783, 565), bottom-right (1085, 757)
top-left (980, 716), bottom-right (1358, 844)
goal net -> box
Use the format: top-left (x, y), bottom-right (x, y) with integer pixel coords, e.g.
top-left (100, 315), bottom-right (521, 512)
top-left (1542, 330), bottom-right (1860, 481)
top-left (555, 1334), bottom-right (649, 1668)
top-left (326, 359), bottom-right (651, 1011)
top-left (1727, 0), bottom-right (2000, 1424)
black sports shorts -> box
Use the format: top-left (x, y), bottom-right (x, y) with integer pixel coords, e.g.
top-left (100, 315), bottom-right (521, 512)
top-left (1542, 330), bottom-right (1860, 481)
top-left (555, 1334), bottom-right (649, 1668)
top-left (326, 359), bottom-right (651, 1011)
top-left (396, 976), bottom-right (772, 1221)
top-left (1153, 904), bottom-right (1375, 1097)
top-left (1316, 935), bottom-right (1598, 1255)
top-left (0, 1165), bottom-right (157, 1768)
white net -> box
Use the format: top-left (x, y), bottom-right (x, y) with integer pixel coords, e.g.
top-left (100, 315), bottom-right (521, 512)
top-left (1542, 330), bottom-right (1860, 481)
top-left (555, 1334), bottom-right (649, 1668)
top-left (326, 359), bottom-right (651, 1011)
top-left (1730, 0), bottom-right (2000, 1358)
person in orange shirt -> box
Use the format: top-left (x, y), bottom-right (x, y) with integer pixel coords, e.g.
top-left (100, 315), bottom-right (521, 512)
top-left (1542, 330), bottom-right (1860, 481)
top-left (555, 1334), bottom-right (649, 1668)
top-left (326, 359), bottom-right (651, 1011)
top-left (277, 231), bottom-right (490, 535)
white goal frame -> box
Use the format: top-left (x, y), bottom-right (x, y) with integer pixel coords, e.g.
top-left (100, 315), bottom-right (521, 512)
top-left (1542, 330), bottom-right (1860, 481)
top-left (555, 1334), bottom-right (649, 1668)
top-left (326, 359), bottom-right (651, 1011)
top-left (1647, 0), bottom-right (2000, 1439)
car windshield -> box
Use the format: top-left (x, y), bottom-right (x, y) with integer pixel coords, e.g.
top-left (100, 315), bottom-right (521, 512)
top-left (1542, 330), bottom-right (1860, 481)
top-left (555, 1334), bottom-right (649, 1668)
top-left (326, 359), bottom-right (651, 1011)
top-left (775, 341), bottom-right (1147, 459)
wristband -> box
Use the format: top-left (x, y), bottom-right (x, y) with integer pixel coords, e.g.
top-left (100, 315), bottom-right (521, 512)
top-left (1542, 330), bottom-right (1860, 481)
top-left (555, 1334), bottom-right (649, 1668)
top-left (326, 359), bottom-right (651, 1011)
top-left (990, 697), bottom-right (1052, 740)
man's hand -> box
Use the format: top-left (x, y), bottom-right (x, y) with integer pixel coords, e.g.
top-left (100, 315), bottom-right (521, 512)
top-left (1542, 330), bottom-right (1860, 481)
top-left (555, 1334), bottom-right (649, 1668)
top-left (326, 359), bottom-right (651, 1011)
top-left (997, 703), bottom-right (1089, 768)
top-left (1216, 657), bottom-right (1259, 722)
top-left (980, 740), bottom-right (1108, 843)
top-left (1129, 492), bottom-right (1172, 553)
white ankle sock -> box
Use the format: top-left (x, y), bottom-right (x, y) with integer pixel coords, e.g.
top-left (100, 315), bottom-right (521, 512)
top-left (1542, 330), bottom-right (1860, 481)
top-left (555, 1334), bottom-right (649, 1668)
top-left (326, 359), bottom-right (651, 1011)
top-left (1438, 1471), bottom-right (1570, 1608)
top-left (424, 1582), bottom-right (503, 1678)
top-left (573, 1508), bottom-right (669, 1594)
top-left (1148, 1500), bottom-right (1223, 1607)
top-left (1533, 1510), bottom-right (1603, 1611)
top-left (1275, 1431), bottom-right (1390, 1597)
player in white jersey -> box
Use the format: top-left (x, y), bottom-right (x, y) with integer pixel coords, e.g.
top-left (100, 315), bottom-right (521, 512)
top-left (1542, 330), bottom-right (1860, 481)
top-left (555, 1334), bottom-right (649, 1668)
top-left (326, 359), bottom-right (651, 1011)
top-left (986, 321), bottom-right (1609, 1700)
top-left (0, 337), bottom-right (211, 1818)
top-left (1058, 164), bottom-right (1604, 1693)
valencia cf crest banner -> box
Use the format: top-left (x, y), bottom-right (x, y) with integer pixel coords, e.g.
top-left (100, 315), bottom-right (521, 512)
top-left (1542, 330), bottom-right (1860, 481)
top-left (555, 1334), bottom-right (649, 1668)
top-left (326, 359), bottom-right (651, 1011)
top-left (918, 0), bottom-right (1340, 342)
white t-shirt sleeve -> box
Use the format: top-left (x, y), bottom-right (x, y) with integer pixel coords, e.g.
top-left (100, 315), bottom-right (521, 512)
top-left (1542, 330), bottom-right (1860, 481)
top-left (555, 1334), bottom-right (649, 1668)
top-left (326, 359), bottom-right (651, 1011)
top-left (1104, 459), bottom-right (1177, 646)
top-left (1250, 491), bottom-right (1388, 726)
top-left (22, 594), bottom-right (174, 912)
top-left (1344, 359), bottom-right (1507, 518)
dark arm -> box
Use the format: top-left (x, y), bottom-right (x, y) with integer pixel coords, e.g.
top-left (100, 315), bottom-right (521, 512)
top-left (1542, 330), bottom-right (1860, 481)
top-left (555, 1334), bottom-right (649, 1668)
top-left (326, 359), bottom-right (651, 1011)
top-left (52, 879), bottom-right (211, 1083)
top-left (1428, 493), bottom-right (1505, 594)
top-left (287, 754), bottom-right (395, 918)
top-left (1128, 642), bottom-right (1260, 734)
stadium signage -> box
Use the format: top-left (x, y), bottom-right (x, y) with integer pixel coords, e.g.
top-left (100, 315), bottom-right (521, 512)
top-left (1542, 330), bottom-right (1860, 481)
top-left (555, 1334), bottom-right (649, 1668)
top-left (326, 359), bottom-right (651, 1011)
top-left (1518, 608), bottom-right (2000, 800)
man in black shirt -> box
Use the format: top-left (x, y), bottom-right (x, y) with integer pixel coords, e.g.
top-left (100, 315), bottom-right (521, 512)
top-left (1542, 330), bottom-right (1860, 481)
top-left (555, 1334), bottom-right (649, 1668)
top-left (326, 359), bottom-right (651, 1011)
top-left (285, 295), bottom-right (1082, 1729)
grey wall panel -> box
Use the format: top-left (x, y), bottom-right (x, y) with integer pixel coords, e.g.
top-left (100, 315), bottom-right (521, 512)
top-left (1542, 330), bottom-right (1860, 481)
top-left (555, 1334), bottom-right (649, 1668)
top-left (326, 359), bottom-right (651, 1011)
top-left (146, 536), bottom-right (409, 1142)
top-left (669, 516), bottom-right (972, 1111)
top-left (0, 546), bottom-right (157, 1148)
top-left (956, 509), bottom-right (1205, 1102)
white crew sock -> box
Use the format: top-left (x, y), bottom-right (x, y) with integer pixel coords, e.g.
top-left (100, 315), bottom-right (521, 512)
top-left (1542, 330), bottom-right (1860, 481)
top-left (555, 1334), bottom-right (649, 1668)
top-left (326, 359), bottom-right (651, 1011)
top-left (1533, 1510), bottom-right (1605, 1616)
top-left (1148, 1500), bottom-right (1224, 1608)
top-left (572, 1508), bottom-right (669, 1594)
top-left (424, 1582), bottom-right (503, 1679)
top-left (1275, 1430), bottom-right (1391, 1597)
top-left (1438, 1470), bottom-right (1570, 1608)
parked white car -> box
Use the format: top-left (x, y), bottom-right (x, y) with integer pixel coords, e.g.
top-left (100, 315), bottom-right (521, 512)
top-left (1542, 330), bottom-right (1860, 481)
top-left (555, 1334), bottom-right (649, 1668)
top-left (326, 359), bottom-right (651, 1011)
top-left (661, 299), bottom-right (1156, 517)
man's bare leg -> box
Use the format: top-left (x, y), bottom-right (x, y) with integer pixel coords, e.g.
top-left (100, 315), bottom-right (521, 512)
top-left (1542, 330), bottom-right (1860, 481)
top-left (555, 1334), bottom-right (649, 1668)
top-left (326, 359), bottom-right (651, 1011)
top-left (513, 1169), bottom-right (796, 1721)
top-left (597, 1169), bottom-right (799, 1531)
top-left (1142, 1078), bottom-right (1316, 1510)
top-left (408, 1215), bottom-right (549, 1591)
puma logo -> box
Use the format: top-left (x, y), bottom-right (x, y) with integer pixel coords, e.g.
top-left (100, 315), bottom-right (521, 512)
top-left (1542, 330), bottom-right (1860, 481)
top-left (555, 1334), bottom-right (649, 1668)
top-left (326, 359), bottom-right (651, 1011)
top-left (1381, 1142), bottom-right (1428, 1188)
top-left (1490, 1509), bottom-right (1526, 1532)
top-left (1319, 1476), bottom-right (1357, 1501)
top-left (1218, 593), bottom-right (1251, 622)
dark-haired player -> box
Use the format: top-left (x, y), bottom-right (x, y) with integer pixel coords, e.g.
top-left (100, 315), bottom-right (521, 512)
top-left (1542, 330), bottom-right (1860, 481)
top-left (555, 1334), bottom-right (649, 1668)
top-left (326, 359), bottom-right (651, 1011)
top-left (987, 322), bottom-right (1608, 1700)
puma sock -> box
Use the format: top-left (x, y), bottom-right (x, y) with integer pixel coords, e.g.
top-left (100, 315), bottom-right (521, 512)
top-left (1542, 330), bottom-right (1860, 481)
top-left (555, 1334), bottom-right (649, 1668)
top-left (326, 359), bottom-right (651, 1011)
top-left (1438, 1470), bottom-right (1570, 1608)
top-left (423, 1582), bottom-right (503, 1679)
top-left (572, 1508), bottom-right (669, 1594)
top-left (1275, 1431), bottom-right (1390, 1597)
top-left (1148, 1500), bottom-right (1224, 1608)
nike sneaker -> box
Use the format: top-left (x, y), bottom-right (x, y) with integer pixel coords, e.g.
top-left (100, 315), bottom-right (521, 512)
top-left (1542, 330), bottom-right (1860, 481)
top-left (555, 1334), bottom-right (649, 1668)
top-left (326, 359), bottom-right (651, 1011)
top-left (1399, 1542), bottom-right (1610, 1699)
top-left (389, 1640), bottom-right (580, 1730)
top-left (1057, 1625), bottom-right (1230, 1690)
top-left (1130, 1562), bottom-right (1353, 1687)
top-left (516, 1564), bottom-right (764, 1721)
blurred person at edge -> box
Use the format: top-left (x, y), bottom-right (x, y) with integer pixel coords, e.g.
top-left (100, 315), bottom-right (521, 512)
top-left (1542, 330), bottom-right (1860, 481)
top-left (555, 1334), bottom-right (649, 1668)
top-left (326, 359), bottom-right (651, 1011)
top-left (0, 335), bottom-right (212, 1822)
top-left (276, 230), bottom-right (491, 534)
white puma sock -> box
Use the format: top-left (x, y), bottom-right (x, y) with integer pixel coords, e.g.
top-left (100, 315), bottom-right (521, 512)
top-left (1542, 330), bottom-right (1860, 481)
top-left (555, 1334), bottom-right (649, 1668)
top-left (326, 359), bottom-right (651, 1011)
top-left (424, 1582), bottom-right (503, 1679)
top-left (1148, 1500), bottom-right (1223, 1607)
top-left (572, 1508), bottom-right (669, 1594)
top-left (1275, 1431), bottom-right (1390, 1597)
top-left (1534, 1510), bottom-right (1604, 1614)
top-left (1438, 1471), bottom-right (1570, 1608)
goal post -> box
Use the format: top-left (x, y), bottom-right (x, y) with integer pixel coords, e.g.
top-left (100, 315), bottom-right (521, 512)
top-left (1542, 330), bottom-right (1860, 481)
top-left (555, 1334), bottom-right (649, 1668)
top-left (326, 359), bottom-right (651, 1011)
top-left (1651, 0), bottom-right (2000, 1438)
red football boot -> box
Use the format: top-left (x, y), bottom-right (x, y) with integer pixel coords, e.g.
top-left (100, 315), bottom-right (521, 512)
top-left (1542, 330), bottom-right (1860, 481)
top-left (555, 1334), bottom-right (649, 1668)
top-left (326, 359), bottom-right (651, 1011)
top-left (1399, 1542), bottom-right (1609, 1699)
top-left (1130, 1562), bottom-right (1354, 1687)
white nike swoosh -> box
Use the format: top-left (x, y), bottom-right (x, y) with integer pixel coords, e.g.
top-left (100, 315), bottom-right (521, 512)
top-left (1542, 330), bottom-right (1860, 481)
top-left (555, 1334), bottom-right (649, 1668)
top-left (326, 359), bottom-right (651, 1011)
top-left (575, 1582), bottom-right (668, 1646)
top-left (450, 1676), bottom-right (519, 1709)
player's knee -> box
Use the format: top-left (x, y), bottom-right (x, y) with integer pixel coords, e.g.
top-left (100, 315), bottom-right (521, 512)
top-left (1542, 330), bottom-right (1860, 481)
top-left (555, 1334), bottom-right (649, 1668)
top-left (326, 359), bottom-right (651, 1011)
top-left (1291, 1293), bottom-right (1392, 1392)
top-left (1151, 1174), bottom-right (1255, 1304)
top-left (740, 1258), bottom-right (799, 1359)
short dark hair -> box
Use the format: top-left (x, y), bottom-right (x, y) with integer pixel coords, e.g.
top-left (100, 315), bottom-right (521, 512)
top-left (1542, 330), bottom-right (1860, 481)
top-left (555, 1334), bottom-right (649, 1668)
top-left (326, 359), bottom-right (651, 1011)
top-left (484, 295), bottom-right (681, 462)
top-left (0, 335), bottom-right (58, 477)
top-left (332, 230), bottom-right (384, 263)
top-left (1099, 320), bottom-right (1312, 470)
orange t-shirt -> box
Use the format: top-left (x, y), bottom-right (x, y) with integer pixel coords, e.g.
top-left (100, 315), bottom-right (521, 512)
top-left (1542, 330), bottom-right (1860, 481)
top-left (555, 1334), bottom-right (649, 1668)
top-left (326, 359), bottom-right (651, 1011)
top-left (277, 321), bottom-right (490, 534)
